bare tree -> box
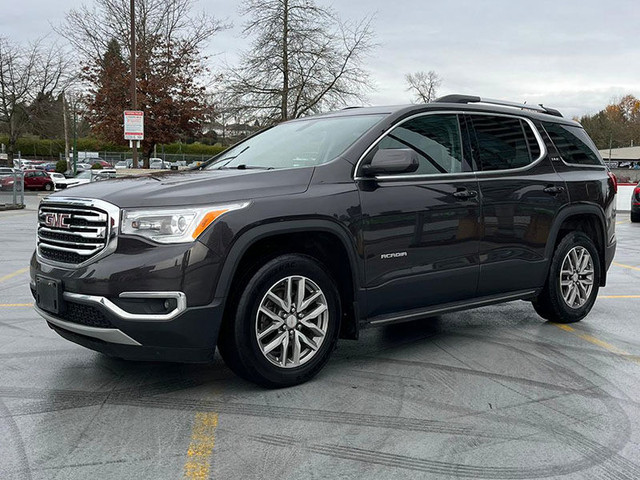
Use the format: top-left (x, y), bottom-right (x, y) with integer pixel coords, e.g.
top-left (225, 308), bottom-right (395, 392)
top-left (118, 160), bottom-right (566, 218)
top-left (0, 37), bottom-right (73, 166)
top-left (57, 0), bottom-right (226, 166)
top-left (226, 0), bottom-right (376, 122)
top-left (57, 0), bottom-right (224, 71)
top-left (405, 70), bottom-right (442, 104)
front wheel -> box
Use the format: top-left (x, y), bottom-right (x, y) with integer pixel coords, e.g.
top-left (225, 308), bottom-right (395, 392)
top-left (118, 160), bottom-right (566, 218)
top-left (631, 211), bottom-right (640, 223)
top-left (218, 254), bottom-right (340, 388)
top-left (533, 232), bottom-right (601, 323)
top-left (43, 182), bottom-right (53, 191)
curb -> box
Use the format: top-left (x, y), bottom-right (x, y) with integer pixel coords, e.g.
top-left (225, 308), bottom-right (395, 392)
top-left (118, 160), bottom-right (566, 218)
top-left (0, 204), bottom-right (26, 211)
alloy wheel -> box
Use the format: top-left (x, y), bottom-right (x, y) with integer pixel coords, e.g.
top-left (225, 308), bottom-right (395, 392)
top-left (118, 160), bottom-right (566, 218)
top-left (255, 275), bottom-right (329, 368)
top-left (559, 246), bottom-right (594, 309)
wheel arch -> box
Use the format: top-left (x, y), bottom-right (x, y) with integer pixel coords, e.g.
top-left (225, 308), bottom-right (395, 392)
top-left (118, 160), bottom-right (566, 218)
top-left (214, 219), bottom-right (363, 339)
top-left (546, 204), bottom-right (608, 286)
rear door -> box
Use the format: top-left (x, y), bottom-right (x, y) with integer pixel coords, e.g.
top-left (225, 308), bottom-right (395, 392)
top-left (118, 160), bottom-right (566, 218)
top-left (23, 172), bottom-right (37, 189)
top-left (34, 171), bottom-right (48, 188)
top-left (467, 113), bottom-right (570, 296)
top-left (357, 113), bottom-right (482, 318)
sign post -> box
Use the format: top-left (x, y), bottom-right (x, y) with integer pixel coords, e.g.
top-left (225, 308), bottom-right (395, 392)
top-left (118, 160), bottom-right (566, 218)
top-left (124, 110), bottom-right (144, 167)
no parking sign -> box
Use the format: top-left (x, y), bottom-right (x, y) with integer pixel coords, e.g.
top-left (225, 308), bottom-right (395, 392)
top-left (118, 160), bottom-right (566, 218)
top-left (124, 110), bottom-right (144, 141)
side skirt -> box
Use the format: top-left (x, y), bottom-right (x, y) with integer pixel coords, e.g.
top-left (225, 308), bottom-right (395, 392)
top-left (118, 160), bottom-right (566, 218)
top-left (364, 289), bottom-right (539, 327)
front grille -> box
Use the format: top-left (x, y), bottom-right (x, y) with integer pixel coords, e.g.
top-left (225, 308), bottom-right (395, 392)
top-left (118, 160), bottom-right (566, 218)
top-left (59, 301), bottom-right (114, 328)
top-left (37, 203), bottom-right (110, 265)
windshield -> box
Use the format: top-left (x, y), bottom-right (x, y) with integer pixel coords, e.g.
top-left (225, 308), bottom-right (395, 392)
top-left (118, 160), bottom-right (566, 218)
top-left (206, 114), bottom-right (384, 170)
top-left (75, 171), bottom-right (92, 179)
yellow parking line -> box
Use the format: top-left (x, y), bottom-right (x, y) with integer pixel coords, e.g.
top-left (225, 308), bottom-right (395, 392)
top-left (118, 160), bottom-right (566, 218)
top-left (0, 303), bottom-right (33, 307)
top-left (616, 220), bottom-right (630, 225)
top-left (613, 262), bottom-right (640, 272)
top-left (554, 324), bottom-right (639, 365)
top-left (0, 267), bottom-right (28, 283)
top-left (598, 295), bottom-right (640, 299)
top-left (183, 412), bottom-right (219, 480)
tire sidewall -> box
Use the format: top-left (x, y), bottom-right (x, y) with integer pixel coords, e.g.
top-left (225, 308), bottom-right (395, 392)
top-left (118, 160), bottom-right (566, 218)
top-left (233, 254), bottom-right (340, 387)
top-left (547, 232), bottom-right (601, 322)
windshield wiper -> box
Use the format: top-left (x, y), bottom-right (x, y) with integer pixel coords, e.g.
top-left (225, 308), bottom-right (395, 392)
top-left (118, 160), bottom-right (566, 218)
top-left (218, 164), bottom-right (274, 170)
top-left (214, 146), bottom-right (251, 169)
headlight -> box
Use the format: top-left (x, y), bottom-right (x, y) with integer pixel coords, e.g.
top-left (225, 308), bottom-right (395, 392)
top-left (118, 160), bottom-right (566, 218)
top-left (121, 202), bottom-right (249, 244)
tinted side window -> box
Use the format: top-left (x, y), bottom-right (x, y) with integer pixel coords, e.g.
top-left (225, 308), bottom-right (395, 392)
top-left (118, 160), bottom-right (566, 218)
top-left (471, 115), bottom-right (532, 171)
top-left (543, 123), bottom-right (603, 166)
top-left (376, 114), bottom-right (464, 174)
top-left (523, 122), bottom-right (541, 160)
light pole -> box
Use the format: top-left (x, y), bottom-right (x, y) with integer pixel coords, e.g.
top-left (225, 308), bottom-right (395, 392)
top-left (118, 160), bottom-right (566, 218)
top-left (130, 0), bottom-right (139, 168)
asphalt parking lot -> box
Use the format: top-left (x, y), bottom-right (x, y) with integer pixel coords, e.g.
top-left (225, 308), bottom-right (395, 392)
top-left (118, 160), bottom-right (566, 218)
top-left (1, 199), bottom-right (640, 480)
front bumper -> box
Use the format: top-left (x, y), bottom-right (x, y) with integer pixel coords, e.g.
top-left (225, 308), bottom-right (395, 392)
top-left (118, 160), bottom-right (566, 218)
top-left (31, 236), bottom-right (228, 363)
top-left (32, 288), bottom-right (224, 362)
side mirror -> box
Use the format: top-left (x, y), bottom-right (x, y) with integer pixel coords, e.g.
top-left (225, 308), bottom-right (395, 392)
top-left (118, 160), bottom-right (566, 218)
top-left (361, 149), bottom-right (419, 176)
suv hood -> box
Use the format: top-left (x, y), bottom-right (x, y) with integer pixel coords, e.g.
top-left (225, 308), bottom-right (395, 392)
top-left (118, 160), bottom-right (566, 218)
top-left (51, 167), bottom-right (313, 208)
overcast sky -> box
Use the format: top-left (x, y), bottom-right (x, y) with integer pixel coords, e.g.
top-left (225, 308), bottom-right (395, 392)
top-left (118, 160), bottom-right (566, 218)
top-left (2, 0), bottom-right (639, 119)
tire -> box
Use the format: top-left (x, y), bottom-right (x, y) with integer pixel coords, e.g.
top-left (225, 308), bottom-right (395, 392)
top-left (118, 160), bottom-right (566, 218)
top-left (631, 211), bottom-right (640, 223)
top-left (44, 182), bottom-right (53, 191)
top-left (218, 254), bottom-right (340, 388)
top-left (532, 231), bottom-right (601, 323)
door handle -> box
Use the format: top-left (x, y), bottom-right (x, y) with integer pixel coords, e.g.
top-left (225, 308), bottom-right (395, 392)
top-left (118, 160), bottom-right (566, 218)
top-left (452, 189), bottom-right (478, 200)
top-left (543, 185), bottom-right (565, 195)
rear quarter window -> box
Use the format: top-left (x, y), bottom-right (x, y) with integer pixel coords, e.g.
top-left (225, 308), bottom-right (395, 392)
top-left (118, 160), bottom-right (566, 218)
top-left (470, 115), bottom-right (539, 171)
top-left (543, 123), bottom-right (603, 166)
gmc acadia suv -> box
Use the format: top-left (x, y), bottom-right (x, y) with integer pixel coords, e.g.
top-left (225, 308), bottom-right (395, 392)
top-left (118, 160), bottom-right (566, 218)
top-left (31, 95), bottom-right (617, 387)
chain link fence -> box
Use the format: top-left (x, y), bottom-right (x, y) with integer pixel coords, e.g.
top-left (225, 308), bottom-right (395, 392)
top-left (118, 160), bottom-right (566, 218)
top-left (60, 151), bottom-right (217, 167)
top-left (0, 171), bottom-right (25, 209)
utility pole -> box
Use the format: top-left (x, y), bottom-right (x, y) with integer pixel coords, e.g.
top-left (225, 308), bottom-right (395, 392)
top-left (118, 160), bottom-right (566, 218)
top-left (73, 103), bottom-right (78, 175)
top-left (62, 92), bottom-right (70, 171)
top-left (130, 0), bottom-right (139, 168)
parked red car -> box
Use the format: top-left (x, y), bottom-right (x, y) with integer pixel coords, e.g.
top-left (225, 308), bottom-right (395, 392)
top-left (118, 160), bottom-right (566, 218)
top-left (88, 159), bottom-right (113, 168)
top-left (0, 169), bottom-right (54, 191)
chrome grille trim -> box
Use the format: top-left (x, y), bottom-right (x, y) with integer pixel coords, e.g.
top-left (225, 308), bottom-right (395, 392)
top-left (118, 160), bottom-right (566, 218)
top-left (39, 244), bottom-right (103, 254)
top-left (37, 197), bottom-right (120, 269)
top-left (38, 226), bottom-right (106, 239)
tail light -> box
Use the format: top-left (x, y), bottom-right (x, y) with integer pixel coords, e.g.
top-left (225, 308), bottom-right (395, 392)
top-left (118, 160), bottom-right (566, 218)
top-left (634, 186), bottom-right (640, 204)
top-left (607, 171), bottom-right (618, 194)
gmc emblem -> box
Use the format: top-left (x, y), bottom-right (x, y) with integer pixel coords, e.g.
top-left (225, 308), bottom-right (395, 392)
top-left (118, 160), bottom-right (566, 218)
top-left (44, 212), bottom-right (72, 229)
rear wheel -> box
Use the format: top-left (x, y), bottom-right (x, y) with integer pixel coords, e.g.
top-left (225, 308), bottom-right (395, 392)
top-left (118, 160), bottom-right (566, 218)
top-left (631, 211), bottom-right (640, 223)
top-left (533, 232), bottom-right (601, 323)
top-left (218, 254), bottom-right (340, 388)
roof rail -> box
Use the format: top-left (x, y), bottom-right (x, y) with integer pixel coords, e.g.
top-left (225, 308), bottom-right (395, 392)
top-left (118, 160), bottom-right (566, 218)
top-left (434, 94), bottom-right (563, 118)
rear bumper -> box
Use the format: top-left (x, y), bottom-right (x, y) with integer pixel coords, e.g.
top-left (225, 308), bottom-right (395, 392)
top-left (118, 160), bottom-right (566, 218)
top-left (605, 239), bottom-right (616, 272)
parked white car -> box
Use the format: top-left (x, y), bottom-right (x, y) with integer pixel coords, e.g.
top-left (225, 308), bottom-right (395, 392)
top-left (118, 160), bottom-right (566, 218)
top-left (48, 172), bottom-right (82, 190)
top-left (65, 169), bottom-right (117, 188)
top-left (149, 158), bottom-right (169, 169)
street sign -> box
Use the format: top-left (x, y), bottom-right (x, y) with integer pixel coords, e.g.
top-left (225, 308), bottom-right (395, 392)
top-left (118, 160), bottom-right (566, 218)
top-left (124, 110), bottom-right (144, 140)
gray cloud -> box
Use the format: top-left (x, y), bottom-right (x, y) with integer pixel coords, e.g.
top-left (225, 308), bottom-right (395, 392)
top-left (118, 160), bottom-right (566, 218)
top-left (3, 0), bottom-right (639, 118)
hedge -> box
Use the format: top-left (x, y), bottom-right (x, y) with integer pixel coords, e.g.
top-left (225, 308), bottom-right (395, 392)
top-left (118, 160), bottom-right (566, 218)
top-left (0, 136), bottom-right (226, 158)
